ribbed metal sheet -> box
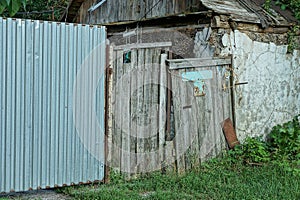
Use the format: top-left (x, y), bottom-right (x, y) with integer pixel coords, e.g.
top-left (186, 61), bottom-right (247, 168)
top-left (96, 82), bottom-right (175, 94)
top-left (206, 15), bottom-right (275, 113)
top-left (0, 17), bottom-right (106, 193)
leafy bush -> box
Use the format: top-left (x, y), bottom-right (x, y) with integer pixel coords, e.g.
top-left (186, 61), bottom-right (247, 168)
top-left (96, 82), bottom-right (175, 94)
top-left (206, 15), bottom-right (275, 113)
top-left (227, 115), bottom-right (300, 174)
top-left (267, 114), bottom-right (300, 160)
top-left (227, 137), bottom-right (270, 163)
top-left (275, 0), bottom-right (300, 21)
top-left (264, 0), bottom-right (300, 21)
top-left (0, 0), bottom-right (69, 20)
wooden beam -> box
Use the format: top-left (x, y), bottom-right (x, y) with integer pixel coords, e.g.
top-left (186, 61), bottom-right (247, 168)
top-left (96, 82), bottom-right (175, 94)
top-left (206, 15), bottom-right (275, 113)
top-left (167, 56), bottom-right (232, 69)
top-left (113, 42), bottom-right (172, 50)
top-left (108, 24), bottom-right (209, 36)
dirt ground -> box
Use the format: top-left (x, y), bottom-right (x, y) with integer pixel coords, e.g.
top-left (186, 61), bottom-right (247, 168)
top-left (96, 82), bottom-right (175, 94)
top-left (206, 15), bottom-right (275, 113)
top-left (0, 189), bottom-right (71, 200)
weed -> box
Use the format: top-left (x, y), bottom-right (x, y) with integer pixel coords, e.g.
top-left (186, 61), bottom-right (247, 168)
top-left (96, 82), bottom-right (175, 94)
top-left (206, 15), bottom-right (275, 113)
top-left (232, 137), bottom-right (271, 163)
top-left (58, 162), bottom-right (300, 200)
top-left (226, 114), bottom-right (300, 174)
top-left (264, 0), bottom-right (272, 12)
top-left (267, 114), bottom-right (300, 160)
top-left (287, 25), bottom-right (300, 53)
top-left (57, 115), bottom-right (300, 199)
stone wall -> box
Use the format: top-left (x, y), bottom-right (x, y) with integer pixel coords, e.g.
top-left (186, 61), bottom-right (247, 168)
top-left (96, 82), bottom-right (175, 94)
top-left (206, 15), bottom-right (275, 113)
top-left (221, 30), bottom-right (300, 140)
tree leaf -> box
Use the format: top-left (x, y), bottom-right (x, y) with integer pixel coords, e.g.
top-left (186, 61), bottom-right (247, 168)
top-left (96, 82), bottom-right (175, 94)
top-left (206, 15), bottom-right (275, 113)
top-left (7, 0), bottom-right (21, 16)
top-left (0, 0), bottom-right (8, 14)
top-left (281, 4), bottom-right (287, 10)
top-left (21, 0), bottom-right (27, 10)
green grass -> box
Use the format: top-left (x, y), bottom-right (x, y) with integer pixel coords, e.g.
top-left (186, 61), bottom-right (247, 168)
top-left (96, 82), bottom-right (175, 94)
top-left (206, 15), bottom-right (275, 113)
top-left (58, 161), bottom-right (300, 200)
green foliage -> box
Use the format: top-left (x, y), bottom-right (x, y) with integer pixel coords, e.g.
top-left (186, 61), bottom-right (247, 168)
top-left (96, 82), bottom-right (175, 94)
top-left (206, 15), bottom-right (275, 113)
top-left (287, 25), bottom-right (300, 53)
top-left (229, 137), bottom-right (271, 163)
top-left (0, 0), bottom-right (69, 21)
top-left (264, 0), bottom-right (300, 21)
top-left (58, 163), bottom-right (300, 200)
top-left (271, 1), bottom-right (300, 53)
top-left (227, 115), bottom-right (300, 174)
top-left (0, 0), bottom-right (26, 16)
top-left (275, 0), bottom-right (300, 20)
top-left (264, 0), bottom-right (272, 11)
top-left (267, 114), bottom-right (300, 160)
top-left (56, 116), bottom-right (300, 199)
top-left (22, 0), bottom-right (69, 20)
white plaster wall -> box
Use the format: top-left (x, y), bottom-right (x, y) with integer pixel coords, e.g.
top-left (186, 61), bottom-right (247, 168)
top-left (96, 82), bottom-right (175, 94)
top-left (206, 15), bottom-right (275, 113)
top-left (221, 30), bottom-right (300, 140)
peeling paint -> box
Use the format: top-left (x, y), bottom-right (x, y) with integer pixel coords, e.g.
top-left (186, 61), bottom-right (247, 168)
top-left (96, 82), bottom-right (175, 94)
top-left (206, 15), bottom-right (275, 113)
top-left (221, 30), bottom-right (300, 140)
top-left (181, 70), bottom-right (213, 96)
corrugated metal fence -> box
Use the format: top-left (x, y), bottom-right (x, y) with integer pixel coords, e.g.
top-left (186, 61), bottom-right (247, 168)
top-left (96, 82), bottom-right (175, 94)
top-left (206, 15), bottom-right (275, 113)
top-left (0, 17), bottom-right (106, 193)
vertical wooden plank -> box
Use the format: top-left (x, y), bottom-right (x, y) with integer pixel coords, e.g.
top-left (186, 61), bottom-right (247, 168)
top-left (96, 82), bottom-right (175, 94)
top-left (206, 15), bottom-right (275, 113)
top-left (105, 45), bottom-right (114, 182)
top-left (124, 0), bottom-right (130, 21)
top-left (149, 49), bottom-right (160, 172)
top-left (188, 68), bottom-right (200, 169)
top-left (118, 0), bottom-right (122, 21)
top-left (217, 66), bottom-right (229, 151)
top-left (164, 52), bottom-right (176, 173)
top-left (172, 0), bottom-right (177, 14)
top-left (139, 0), bottom-right (146, 20)
top-left (182, 75), bottom-right (189, 171)
top-left (171, 70), bottom-right (185, 173)
top-left (159, 53), bottom-right (168, 172)
top-left (112, 50), bottom-right (123, 172)
top-left (192, 71), bottom-right (201, 168)
top-left (198, 67), bottom-right (211, 161)
top-left (212, 66), bottom-right (222, 156)
top-left (132, 0), bottom-right (137, 20)
top-left (122, 0), bottom-right (126, 21)
top-left (121, 53), bottom-right (131, 176)
top-left (146, 0), bottom-right (152, 18)
top-left (182, 75), bottom-right (195, 171)
top-left (221, 65), bottom-right (233, 123)
top-left (105, 0), bottom-right (111, 23)
top-left (199, 67), bottom-right (217, 160)
top-left (195, 80), bottom-right (206, 163)
top-left (186, 0), bottom-right (190, 12)
top-left (181, 69), bottom-right (191, 170)
top-left (136, 48), bottom-right (145, 173)
top-left (143, 48), bottom-right (153, 172)
top-left (161, 0), bottom-right (167, 17)
top-left (116, 0), bottom-right (120, 22)
top-left (130, 49), bottom-right (138, 176)
top-left (167, 0), bottom-right (173, 15)
top-left (177, 0), bottom-right (182, 14)
top-left (151, 0), bottom-right (164, 18)
top-left (220, 65), bottom-right (231, 149)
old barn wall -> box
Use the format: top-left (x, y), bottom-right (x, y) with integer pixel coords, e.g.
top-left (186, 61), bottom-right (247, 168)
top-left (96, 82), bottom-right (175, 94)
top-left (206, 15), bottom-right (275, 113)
top-left (77, 0), bottom-right (202, 24)
top-left (107, 25), bottom-right (299, 174)
top-left (221, 30), bottom-right (300, 140)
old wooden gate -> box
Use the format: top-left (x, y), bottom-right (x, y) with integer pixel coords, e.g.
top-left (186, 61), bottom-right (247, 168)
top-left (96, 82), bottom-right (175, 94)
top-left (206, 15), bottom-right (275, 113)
top-left (0, 18), bottom-right (106, 193)
top-left (108, 41), bottom-right (233, 175)
top-left (168, 56), bottom-right (233, 171)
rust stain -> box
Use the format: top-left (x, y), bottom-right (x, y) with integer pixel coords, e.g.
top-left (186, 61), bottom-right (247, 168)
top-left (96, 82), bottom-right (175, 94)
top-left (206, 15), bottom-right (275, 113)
top-left (221, 118), bottom-right (240, 149)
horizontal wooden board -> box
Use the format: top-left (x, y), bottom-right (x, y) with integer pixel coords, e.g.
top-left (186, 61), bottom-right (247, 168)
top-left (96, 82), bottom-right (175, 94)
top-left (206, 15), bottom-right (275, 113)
top-left (167, 56), bottom-right (232, 69)
top-left (113, 42), bottom-right (172, 50)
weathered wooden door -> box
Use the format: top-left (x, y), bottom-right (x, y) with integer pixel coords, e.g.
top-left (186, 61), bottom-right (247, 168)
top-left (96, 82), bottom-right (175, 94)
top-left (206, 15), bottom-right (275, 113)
top-left (109, 42), bottom-right (172, 174)
top-left (168, 57), bottom-right (233, 171)
top-left (109, 41), bottom-right (233, 175)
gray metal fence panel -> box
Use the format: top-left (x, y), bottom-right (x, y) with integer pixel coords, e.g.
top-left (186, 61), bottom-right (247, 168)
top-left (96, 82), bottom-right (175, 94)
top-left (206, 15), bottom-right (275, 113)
top-left (0, 17), bottom-right (106, 193)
